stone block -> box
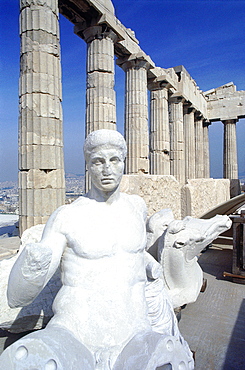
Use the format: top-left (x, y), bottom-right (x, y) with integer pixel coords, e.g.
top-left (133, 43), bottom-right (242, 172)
top-left (21, 7), bottom-right (58, 35)
top-left (120, 174), bottom-right (181, 218)
top-left (19, 93), bottom-right (62, 120)
top-left (19, 169), bottom-right (65, 189)
top-left (19, 115), bottom-right (63, 146)
top-left (19, 144), bottom-right (64, 169)
top-left (20, 73), bottom-right (61, 97)
top-left (181, 178), bottom-right (230, 218)
top-left (20, 51), bottom-right (61, 76)
top-left (19, 188), bottom-right (65, 217)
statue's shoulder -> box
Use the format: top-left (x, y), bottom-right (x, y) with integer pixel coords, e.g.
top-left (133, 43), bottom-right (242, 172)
top-left (120, 193), bottom-right (147, 219)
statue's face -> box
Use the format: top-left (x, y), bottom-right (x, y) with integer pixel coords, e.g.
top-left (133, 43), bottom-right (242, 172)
top-left (88, 145), bottom-right (124, 192)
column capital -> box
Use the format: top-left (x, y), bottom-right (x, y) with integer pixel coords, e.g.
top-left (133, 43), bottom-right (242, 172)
top-left (148, 78), bottom-right (172, 91)
top-left (117, 53), bottom-right (151, 72)
top-left (169, 96), bottom-right (185, 104)
top-left (222, 118), bottom-right (238, 125)
top-left (75, 24), bottom-right (118, 43)
top-left (183, 105), bottom-right (196, 115)
top-left (203, 120), bottom-right (211, 127)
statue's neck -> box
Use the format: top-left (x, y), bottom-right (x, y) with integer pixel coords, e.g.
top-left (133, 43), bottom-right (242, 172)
top-left (87, 185), bottom-right (120, 204)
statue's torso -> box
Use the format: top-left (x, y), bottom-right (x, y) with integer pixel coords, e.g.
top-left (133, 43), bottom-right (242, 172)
top-left (49, 193), bottom-right (151, 353)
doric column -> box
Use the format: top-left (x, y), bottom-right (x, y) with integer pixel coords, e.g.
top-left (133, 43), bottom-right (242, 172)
top-left (82, 25), bottom-right (117, 135)
top-left (169, 97), bottom-right (185, 183)
top-left (223, 119), bottom-right (238, 179)
top-left (183, 106), bottom-right (195, 181)
top-left (120, 57), bottom-right (150, 174)
top-left (149, 82), bottom-right (170, 175)
top-left (203, 121), bottom-right (210, 178)
top-left (195, 115), bottom-right (204, 178)
top-left (19, 0), bottom-right (65, 234)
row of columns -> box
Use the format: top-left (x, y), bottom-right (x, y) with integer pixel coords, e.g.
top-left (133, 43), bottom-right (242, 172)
top-left (18, 1), bottom-right (239, 233)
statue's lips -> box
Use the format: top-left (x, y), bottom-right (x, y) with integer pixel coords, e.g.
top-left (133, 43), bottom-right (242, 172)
top-left (101, 178), bottom-right (114, 184)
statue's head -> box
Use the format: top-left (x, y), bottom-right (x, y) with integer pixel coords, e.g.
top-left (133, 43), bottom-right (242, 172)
top-left (84, 129), bottom-right (127, 193)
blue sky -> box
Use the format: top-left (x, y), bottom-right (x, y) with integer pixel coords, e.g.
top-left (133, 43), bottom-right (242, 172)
top-left (0, 0), bottom-right (244, 182)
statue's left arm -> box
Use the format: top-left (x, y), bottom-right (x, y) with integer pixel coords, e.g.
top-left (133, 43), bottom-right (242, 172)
top-left (7, 206), bottom-right (67, 308)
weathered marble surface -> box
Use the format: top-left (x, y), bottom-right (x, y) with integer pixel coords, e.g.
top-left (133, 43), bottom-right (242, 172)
top-left (0, 130), bottom-right (194, 369)
top-left (182, 178), bottom-right (230, 218)
top-left (120, 174), bottom-right (181, 218)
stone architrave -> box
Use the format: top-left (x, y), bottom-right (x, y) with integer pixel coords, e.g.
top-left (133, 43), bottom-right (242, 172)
top-left (19, 0), bottom-right (65, 234)
top-left (82, 25), bottom-right (117, 135)
top-left (183, 106), bottom-right (195, 181)
top-left (120, 56), bottom-right (150, 174)
top-left (203, 121), bottom-right (210, 178)
top-left (194, 115), bottom-right (204, 178)
top-left (169, 97), bottom-right (185, 184)
top-left (149, 84), bottom-right (170, 175)
top-left (223, 119), bottom-right (238, 179)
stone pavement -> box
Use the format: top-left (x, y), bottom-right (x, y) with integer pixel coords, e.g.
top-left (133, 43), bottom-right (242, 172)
top-left (179, 244), bottom-right (245, 370)
top-left (0, 239), bottom-right (244, 369)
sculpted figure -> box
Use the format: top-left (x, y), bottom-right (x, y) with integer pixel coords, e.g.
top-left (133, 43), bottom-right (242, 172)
top-left (0, 130), bottom-right (194, 369)
top-left (147, 211), bottom-right (232, 308)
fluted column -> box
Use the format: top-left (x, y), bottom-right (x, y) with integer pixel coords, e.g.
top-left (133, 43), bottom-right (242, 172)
top-left (82, 25), bottom-right (117, 135)
top-left (195, 115), bottom-right (204, 178)
top-left (203, 121), bottom-right (210, 178)
top-left (183, 106), bottom-right (195, 181)
top-left (121, 57), bottom-right (150, 174)
top-left (149, 84), bottom-right (170, 175)
top-left (19, 0), bottom-right (65, 234)
top-left (169, 97), bottom-right (185, 183)
top-left (223, 119), bottom-right (238, 179)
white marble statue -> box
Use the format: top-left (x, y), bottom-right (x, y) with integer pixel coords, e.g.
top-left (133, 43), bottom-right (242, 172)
top-left (147, 210), bottom-right (232, 308)
top-left (0, 130), bottom-right (194, 370)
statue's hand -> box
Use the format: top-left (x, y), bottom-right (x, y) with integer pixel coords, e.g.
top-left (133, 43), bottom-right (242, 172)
top-left (145, 251), bottom-right (163, 280)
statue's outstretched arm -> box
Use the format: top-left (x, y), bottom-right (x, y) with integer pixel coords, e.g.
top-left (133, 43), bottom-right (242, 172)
top-left (7, 208), bottom-right (67, 308)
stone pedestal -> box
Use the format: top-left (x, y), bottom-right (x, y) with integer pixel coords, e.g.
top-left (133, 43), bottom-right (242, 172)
top-left (19, 0), bottom-right (65, 234)
top-left (149, 86), bottom-right (170, 175)
top-left (195, 116), bottom-right (204, 178)
top-left (183, 106), bottom-right (195, 181)
top-left (203, 121), bottom-right (210, 178)
top-left (121, 57), bottom-right (150, 174)
top-left (169, 97), bottom-right (185, 184)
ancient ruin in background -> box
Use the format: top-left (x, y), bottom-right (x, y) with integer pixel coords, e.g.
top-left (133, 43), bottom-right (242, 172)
top-left (18, 0), bottom-right (245, 234)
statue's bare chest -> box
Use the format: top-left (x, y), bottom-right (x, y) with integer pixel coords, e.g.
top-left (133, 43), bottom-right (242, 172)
top-left (62, 201), bottom-right (146, 259)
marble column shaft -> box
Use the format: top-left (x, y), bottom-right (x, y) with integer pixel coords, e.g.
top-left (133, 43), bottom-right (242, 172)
top-left (122, 59), bottom-right (149, 174)
top-left (223, 119), bottom-right (238, 179)
top-left (83, 26), bottom-right (117, 135)
top-left (150, 87), bottom-right (170, 175)
top-left (195, 117), bottom-right (204, 178)
top-left (203, 121), bottom-right (210, 178)
top-left (169, 97), bottom-right (185, 184)
top-left (183, 106), bottom-right (195, 181)
top-left (19, 0), bottom-right (65, 234)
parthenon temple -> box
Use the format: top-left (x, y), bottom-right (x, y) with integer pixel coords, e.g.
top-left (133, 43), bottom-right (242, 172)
top-left (18, 0), bottom-right (245, 234)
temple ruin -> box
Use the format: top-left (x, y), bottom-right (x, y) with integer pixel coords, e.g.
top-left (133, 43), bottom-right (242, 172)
top-left (18, 0), bottom-right (245, 234)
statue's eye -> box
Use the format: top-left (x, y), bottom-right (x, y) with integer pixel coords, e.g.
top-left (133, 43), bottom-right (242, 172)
top-left (92, 158), bottom-right (103, 165)
top-left (110, 157), bottom-right (120, 164)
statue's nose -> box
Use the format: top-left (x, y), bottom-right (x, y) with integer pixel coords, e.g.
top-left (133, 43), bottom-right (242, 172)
top-left (102, 162), bottom-right (112, 175)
